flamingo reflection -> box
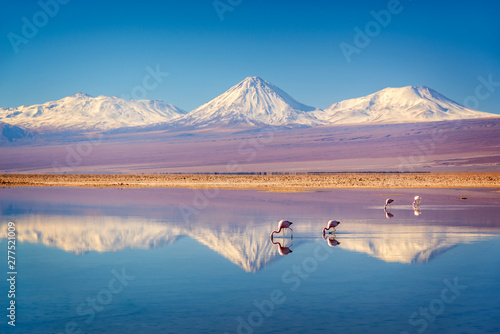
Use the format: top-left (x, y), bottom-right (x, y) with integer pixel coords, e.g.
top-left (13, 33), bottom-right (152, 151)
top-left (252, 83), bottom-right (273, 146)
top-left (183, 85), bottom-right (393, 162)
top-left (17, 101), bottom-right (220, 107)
top-left (413, 195), bottom-right (422, 216)
top-left (322, 234), bottom-right (341, 247)
top-left (384, 208), bottom-right (394, 219)
top-left (413, 206), bottom-right (422, 216)
top-left (270, 239), bottom-right (293, 255)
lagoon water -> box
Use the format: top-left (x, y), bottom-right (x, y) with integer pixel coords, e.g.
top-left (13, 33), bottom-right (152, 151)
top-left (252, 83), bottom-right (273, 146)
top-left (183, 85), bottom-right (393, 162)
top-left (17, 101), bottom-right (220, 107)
top-left (1, 187), bottom-right (499, 334)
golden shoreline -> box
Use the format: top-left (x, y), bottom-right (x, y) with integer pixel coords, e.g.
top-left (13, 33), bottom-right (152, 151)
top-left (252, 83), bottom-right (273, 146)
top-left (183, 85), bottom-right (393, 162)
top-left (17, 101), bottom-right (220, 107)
top-left (1, 173), bottom-right (500, 192)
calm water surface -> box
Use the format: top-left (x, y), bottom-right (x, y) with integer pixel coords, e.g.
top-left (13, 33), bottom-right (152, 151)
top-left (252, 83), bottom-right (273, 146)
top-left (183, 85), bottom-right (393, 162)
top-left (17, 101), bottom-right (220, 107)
top-left (0, 187), bottom-right (499, 334)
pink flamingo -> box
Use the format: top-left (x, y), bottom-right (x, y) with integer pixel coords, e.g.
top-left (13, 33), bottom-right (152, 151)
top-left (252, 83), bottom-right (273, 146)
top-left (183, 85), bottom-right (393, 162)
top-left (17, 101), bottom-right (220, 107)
top-left (322, 220), bottom-right (340, 235)
top-left (271, 239), bottom-right (293, 255)
top-left (413, 195), bottom-right (421, 207)
top-left (270, 219), bottom-right (293, 239)
top-left (384, 198), bottom-right (394, 210)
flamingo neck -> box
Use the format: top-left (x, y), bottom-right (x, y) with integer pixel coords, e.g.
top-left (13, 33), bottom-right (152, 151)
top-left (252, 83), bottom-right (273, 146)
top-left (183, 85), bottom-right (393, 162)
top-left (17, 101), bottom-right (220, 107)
top-left (270, 228), bottom-right (282, 238)
top-left (322, 227), bottom-right (328, 234)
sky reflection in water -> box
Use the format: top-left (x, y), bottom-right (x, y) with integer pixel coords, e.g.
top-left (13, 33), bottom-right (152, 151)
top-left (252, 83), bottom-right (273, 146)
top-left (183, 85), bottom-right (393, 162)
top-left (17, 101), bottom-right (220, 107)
top-left (0, 187), bottom-right (499, 334)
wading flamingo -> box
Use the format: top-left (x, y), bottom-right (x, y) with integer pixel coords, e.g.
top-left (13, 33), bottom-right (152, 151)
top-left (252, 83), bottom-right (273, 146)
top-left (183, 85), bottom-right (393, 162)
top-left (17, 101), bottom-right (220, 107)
top-left (413, 196), bottom-right (421, 207)
top-left (322, 220), bottom-right (340, 235)
top-left (270, 219), bottom-right (293, 239)
top-left (384, 198), bottom-right (394, 210)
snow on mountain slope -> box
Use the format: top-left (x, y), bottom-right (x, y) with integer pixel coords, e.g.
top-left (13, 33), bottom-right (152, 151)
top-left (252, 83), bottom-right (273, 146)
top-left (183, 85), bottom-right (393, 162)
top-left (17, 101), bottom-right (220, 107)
top-left (2, 83), bottom-right (497, 134)
top-left (176, 76), bottom-right (323, 128)
top-left (0, 93), bottom-right (186, 132)
top-left (319, 86), bottom-right (497, 124)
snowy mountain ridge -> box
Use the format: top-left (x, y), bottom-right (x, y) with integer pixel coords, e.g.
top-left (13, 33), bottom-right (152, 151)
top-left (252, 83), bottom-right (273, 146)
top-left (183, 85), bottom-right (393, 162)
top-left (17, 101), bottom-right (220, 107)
top-left (1, 78), bottom-right (498, 133)
top-left (0, 93), bottom-right (186, 132)
top-left (318, 85), bottom-right (494, 124)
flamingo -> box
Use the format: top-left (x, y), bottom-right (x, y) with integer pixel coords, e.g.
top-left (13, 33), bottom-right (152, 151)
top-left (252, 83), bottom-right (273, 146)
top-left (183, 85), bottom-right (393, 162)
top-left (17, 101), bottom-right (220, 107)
top-left (384, 198), bottom-right (394, 210)
top-left (270, 219), bottom-right (293, 239)
top-left (322, 220), bottom-right (340, 235)
top-left (413, 195), bottom-right (421, 206)
top-left (384, 209), bottom-right (394, 219)
top-left (271, 239), bottom-right (293, 255)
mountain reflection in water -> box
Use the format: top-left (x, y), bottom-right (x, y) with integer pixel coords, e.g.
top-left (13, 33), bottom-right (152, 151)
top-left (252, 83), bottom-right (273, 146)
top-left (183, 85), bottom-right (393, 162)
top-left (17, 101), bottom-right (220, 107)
top-left (1, 214), bottom-right (496, 271)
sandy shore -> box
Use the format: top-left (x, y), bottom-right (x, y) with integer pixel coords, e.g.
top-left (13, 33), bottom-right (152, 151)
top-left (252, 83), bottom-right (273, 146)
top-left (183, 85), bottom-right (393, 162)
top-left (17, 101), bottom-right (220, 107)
top-left (1, 173), bottom-right (499, 192)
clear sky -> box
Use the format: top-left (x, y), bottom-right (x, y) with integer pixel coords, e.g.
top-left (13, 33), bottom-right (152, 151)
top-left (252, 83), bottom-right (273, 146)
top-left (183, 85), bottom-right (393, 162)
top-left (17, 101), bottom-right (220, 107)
top-left (1, 0), bottom-right (499, 113)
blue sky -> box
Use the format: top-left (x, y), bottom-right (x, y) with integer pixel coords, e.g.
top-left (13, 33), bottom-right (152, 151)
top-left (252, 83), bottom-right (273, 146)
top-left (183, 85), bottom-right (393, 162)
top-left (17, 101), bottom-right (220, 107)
top-left (1, 0), bottom-right (499, 113)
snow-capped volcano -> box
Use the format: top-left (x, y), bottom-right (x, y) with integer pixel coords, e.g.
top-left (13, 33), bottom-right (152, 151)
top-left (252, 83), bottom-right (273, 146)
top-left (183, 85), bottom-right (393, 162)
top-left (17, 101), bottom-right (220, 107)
top-left (0, 93), bottom-right (186, 132)
top-left (318, 86), bottom-right (496, 124)
top-left (176, 76), bottom-right (323, 128)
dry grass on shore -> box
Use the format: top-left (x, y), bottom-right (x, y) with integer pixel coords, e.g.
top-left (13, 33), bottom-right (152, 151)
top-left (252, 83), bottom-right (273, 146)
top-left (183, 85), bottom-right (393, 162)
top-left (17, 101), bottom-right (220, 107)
top-left (1, 173), bottom-right (499, 192)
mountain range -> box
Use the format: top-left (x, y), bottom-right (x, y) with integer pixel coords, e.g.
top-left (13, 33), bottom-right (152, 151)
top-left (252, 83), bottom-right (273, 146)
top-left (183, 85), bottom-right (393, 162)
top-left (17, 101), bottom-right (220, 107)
top-left (0, 77), bottom-right (497, 133)
top-left (0, 93), bottom-right (186, 132)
